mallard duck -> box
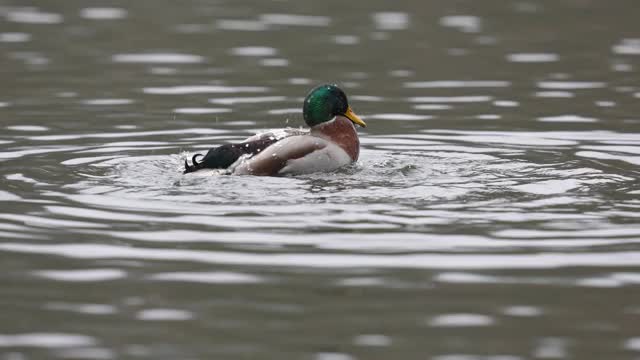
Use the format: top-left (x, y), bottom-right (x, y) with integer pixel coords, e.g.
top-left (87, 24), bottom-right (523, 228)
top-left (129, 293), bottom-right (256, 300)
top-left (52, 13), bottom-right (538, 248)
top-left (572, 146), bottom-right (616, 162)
top-left (184, 84), bottom-right (366, 176)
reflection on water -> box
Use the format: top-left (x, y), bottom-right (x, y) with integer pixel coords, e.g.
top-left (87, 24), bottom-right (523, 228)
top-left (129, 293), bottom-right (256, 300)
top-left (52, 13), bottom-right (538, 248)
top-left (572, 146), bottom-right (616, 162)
top-left (1, 0), bottom-right (640, 359)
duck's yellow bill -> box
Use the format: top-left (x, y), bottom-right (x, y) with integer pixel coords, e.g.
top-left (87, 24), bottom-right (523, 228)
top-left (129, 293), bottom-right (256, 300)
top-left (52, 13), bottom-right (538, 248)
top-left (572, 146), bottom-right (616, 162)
top-left (344, 107), bottom-right (366, 128)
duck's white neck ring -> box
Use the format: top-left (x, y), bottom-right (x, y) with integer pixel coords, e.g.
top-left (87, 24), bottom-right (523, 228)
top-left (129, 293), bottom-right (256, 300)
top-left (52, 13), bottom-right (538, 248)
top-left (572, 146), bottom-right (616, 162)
top-left (312, 116), bottom-right (338, 129)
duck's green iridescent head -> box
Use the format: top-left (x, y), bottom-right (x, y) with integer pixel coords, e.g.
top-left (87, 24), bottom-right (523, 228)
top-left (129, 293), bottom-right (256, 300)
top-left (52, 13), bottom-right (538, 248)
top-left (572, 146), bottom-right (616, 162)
top-left (303, 84), bottom-right (366, 128)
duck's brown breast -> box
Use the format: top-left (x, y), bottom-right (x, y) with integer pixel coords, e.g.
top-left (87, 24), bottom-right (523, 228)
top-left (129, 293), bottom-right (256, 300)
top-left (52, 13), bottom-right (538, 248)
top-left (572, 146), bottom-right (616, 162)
top-left (311, 116), bottom-right (360, 161)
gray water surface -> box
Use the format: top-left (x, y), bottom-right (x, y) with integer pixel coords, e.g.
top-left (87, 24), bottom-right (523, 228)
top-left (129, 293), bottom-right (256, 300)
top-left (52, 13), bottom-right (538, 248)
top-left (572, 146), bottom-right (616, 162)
top-left (1, 1), bottom-right (640, 359)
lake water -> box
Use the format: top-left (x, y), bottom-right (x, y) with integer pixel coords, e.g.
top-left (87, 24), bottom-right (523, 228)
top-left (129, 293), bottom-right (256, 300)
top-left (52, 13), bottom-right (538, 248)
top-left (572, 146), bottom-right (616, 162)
top-left (1, 1), bottom-right (640, 359)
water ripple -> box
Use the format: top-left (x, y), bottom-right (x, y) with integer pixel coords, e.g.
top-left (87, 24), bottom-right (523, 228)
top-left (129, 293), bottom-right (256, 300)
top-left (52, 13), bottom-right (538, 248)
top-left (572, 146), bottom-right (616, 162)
top-left (112, 53), bottom-right (204, 64)
top-left (144, 85), bottom-right (267, 95)
top-left (6, 9), bottom-right (63, 24)
top-left (80, 7), bottom-right (127, 20)
top-left (260, 13), bottom-right (330, 27)
top-left (537, 81), bottom-right (605, 90)
top-left (507, 53), bottom-right (559, 63)
top-left (409, 96), bottom-right (493, 103)
top-left (372, 12), bottom-right (409, 31)
top-left (405, 81), bottom-right (510, 88)
top-left (2, 243), bottom-right (640, 270)
top-left (0, 333), bottom-right (96, 348)
top-left (439, 15), bottom-right (481, 33)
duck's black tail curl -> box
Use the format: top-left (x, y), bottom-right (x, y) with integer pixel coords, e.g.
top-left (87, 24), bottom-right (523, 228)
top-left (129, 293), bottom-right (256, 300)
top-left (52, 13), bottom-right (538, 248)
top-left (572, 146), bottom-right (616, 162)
top-left (183, 154), bottom-right (204, 174)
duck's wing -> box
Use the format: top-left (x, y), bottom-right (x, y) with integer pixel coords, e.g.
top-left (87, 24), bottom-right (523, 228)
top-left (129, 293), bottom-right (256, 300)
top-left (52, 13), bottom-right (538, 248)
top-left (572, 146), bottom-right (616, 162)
top-left (184, 136), bottom-right (283, 173)
top-left (184, 128), bottom-right (311, 174)
top-left (242, 127), bottom-right (309, 143)
top-left (231, 135), bottom-right (326, 176)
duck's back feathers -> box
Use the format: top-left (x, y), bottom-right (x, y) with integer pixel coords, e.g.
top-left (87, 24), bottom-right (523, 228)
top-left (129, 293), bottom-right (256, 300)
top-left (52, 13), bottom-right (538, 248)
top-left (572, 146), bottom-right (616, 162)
top-left (184, 128), bottom-right (306, 173)
top-left (242, 127), bottom-right (309, 143)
